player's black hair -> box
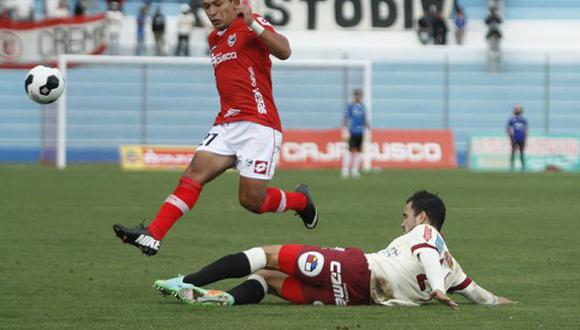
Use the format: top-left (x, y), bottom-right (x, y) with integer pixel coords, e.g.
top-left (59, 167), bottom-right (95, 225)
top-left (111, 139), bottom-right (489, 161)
top-left (406, 190), bottom-right (446, 231)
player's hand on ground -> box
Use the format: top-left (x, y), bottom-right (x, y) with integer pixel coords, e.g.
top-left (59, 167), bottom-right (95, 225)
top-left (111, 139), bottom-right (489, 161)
top-left (497, 296), bottom-right (515, 304)
top-left (430, 289), bottom-right (459, 310)
top-left (236, 5), bottom-right (253, 26)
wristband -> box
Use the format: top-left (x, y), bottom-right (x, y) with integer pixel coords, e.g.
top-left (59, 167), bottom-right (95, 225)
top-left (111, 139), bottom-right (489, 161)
top-left (250, 20), bottom-right (265, 36)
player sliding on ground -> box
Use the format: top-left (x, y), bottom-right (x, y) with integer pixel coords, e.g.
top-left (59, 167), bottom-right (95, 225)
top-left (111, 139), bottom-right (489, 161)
top-left (113, 0), bottom-right (318, 256)
top-left (153, 191), bottom-right (513, 308)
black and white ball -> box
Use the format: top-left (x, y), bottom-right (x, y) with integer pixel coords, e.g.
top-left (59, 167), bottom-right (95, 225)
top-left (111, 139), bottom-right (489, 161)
top-left (25, 65), bottom-right (65, 104)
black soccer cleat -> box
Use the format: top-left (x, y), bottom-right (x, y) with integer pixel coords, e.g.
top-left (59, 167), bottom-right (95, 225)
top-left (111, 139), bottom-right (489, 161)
top-left (113, 223), bottom-right (160, 256)
top-left (295, 184), bottom-right (318, 229)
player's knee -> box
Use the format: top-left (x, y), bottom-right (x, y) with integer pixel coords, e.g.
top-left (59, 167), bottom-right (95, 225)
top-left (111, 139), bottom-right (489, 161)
top-left (239, 192), bottom-right (263, 213)
top-left (254, 270), bottom-right (282, 294)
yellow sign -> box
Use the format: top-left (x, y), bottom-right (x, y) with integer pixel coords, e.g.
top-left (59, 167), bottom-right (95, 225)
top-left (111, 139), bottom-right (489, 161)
top-left (119, 145), bottom-right (196, 171)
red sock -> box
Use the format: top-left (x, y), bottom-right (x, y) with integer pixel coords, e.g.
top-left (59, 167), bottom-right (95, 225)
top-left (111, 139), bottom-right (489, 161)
top-left (258, 188), bottom-right (307, 214)
top-left (147, 177), bottom-right (202, 240)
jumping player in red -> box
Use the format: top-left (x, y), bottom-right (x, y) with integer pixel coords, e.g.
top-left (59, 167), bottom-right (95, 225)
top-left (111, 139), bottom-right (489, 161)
top-left (113, 0), bottom-right (318, 256)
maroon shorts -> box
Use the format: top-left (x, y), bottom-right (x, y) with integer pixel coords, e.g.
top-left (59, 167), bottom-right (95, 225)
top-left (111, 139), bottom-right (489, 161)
top-left (278, 244), bottom-right (371, 306)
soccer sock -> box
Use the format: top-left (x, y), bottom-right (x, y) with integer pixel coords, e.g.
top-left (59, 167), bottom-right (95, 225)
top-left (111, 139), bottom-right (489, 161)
top-left (227, 274), bottom-right (267, 305)
top-left (257, 188), bottom-right (307, 213)
top-left (352, 152), bottom-right (362, 175)
top-left (183, 247), bottom-right (267, 286)
top-left (147, 177), bottom-right (202, 240)
top-left (341, 152), bottom-right (351, 176)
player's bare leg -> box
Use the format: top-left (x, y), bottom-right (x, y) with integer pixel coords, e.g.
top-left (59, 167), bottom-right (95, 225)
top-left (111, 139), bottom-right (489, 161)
top-left (113, 151), bottom-right (235, 256)
top-left (351, 149), bottom-right (362, 178)
top-left (238, 177), bottom-right (269, 212)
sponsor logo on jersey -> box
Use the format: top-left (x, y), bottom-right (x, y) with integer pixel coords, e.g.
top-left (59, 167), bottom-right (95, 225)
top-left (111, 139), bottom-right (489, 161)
top-left (382, 246), bottom-right (401, 257)
top-left (228, 33), bottom-right (236, 47)
top-left (254, 160), bottom-right (269, 174)
top-left (253, 88), bottom-right (267, 114)
top-left (224, 108), bottom-right (241, 118)
top-left (248, 66), bottom-right (257, 87)
top-left (210, 51), bottom-right (237, 67)
top-left (330, 261), bottom-right (348, 305)
top-left (423, 226), bottom-right (432, 241)
top-left (298, 251), bottom-right (324, 277)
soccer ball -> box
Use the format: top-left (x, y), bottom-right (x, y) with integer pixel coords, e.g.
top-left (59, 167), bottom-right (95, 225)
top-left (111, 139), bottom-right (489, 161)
top-left (25, 65), bottom-right (65, 104)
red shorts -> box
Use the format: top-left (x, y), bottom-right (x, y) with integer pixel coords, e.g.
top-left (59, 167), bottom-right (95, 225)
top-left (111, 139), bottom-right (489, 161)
top-left (278, 245), bottom-right (371, 306)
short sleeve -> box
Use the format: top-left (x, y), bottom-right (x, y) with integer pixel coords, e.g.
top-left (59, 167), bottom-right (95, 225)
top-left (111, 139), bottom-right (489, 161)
top-left (207, 31), bottom-right (217, 48)
top-left (409, 224), bottom-right (446, 258)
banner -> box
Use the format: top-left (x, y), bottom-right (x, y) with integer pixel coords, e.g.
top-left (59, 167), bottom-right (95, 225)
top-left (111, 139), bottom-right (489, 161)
top-left (469, 134), bottom-right (580, 172)
top-left (278, 129), bottom-right (456, 169)
top-left (119, 145), bottom-right (196, 171)
top-left (250, 0), bottom-right (453, 30)
top-left (119, 129), bottom-right (456, 171)
top-left (0, 14), bottom-right (107, 68)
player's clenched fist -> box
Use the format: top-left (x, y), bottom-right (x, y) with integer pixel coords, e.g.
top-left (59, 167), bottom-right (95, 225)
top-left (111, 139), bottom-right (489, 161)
top-left (236, 5), bottom-right (253, 26)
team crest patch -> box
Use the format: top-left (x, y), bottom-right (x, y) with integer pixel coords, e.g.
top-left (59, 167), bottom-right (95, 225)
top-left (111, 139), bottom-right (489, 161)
top-left (298, 251), bottom-right (324, 277)
top-left (423, 226), bottom-right (432, 241)
top-left (228, 33), bottom-right (236, 47)
top-left (254, 160), bottom-right (269, 174)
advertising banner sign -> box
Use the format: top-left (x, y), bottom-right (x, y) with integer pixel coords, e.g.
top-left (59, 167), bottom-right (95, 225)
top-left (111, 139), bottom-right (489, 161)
top-left (119, 145), bottom-right (196, 171)
top-left (120, 129), bottom-right (457, 171)
top-left (278, 129), bottom-right (457, 169)
top-left (0, 14), bottom-right (107, 68)
top-left (469, 134), bottom-right (580, 172)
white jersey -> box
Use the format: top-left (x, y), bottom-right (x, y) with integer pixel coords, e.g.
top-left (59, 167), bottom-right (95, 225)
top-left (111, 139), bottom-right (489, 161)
top-left (365, 224), bottom-right (472, 306)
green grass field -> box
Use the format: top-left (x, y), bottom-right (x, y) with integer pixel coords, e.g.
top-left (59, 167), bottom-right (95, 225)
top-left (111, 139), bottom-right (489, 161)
top-left (1, 165), bottom-right (579, 329)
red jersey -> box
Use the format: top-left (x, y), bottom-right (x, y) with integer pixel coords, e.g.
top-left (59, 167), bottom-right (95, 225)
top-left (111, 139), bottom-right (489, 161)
top-left (208, 14), bottom-right (282, 132)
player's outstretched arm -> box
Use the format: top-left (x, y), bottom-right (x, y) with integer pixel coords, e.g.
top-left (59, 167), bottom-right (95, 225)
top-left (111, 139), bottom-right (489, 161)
top-left (236, 5), bottom-right (291, 60)
top-left (457, 281), bottom-right (515, 305)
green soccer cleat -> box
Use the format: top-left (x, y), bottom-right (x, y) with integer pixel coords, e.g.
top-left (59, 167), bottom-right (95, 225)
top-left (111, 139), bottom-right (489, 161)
top-left (153, 275), bottom-right (193, 298)
top-left (176, 285), bottom-right (235, 307)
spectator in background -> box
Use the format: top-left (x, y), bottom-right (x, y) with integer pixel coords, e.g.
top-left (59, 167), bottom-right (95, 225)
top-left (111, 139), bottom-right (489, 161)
top-left (432, 11), bottom-right (448, 45)
top-left (485, 6), bottom-right (502, 29)
top-left (485, 7), bottom-right (503, 72)
top-left (175, 4), bottom-right (194, 56)
top-left (2, 0), bottom-right (35, 21)
top-left (74, 0), bottom-right (87, 16)
top-left (106, 1), bottom-right (123, 55)
top-left (46, 0), bottom-right (70, 18)
top-left (454, 7), bottom-right (466, 45)
top-left (106, 0), bottom-right (125, 12)
top-left (417, 10), bottom-right (432, 45)
top-left (507, 104), bottom-right (528, 171)
top-left (151, 6), bottom-right (166, 56)
top-left (0, 7), bottom-right (8, 21)
top-left (341, 89), bottom-right (370, 179)
top-left (135, 5), bottom-right (147, 55)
